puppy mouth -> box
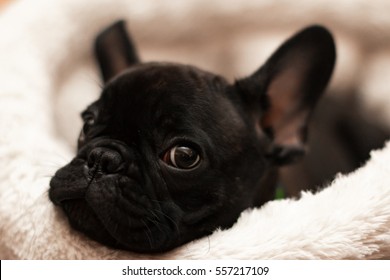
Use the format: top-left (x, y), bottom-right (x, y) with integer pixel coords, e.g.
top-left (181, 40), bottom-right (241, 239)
top-left (59, 197), bottom-right (165, 251)
top-left (60, 198), bottom-right (120, 248)
top-left (49, 164), bottom-right (180, 253)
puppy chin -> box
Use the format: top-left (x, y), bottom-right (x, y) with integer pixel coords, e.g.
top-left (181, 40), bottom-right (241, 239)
top-left (60, 198), bottom-right (120, 248)
top-left (55, 192), bottom-right (180, 253)
top-left (60, 200), bottom-right (150, 251)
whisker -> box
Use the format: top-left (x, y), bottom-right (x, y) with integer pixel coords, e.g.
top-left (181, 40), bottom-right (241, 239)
top-left (145, 216), bottom-right (167, 234)
top-left (141, 219), bottom-right (153, 249)
top-left (154, 209), bottom-right (179, 231)
top-left (153, 209), bottom-right (181, 239)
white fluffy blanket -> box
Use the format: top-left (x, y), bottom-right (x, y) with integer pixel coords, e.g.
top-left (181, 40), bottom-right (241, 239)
top-left (1, 0), bottom-right (390, 259)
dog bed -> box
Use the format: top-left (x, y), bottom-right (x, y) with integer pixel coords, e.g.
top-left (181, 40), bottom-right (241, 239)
top-left (1, 0), bottom-right (390, 259)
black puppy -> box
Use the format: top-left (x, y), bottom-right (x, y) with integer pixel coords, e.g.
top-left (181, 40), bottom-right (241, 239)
top-left (49, 21), bottom-right (335, 253)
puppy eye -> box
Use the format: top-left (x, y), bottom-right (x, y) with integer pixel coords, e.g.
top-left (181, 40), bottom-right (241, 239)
top-left (81, 113), bottom-right (96, 134)
top-left (78, 113), bottom-right (96, 146)
top-left (83, 114), bottom-right (95, 127)
top-left (163, 145), bottom-right (201, 170)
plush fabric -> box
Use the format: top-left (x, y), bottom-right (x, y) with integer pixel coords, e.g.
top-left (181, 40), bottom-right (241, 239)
top-left (1, 0), bottom-right (390, 259)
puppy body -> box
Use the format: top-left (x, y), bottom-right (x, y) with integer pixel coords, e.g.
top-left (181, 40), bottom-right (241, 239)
top-left (49, 22), bottom-right (335, 253)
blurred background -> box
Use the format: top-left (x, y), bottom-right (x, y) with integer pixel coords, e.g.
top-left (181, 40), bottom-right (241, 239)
top-left (1, 0), bottom-right (390, 195)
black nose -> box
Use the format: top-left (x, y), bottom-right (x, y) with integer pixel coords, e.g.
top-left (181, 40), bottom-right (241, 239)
top-left (87, 148), bottom-right (125, 175)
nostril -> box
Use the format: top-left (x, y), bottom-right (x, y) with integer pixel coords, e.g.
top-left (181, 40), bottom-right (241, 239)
top-left (87, 149), bottom-right (103, 170)
top-left (87, 148), bottom-right (124, 175)
top-left (87, 156), bottom-right (96, 169)
top-left (100, 151), bottom-right (124, 173)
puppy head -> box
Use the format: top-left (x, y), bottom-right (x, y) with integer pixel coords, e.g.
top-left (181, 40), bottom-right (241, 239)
top-left (49, 21), bottom-right (335, 253)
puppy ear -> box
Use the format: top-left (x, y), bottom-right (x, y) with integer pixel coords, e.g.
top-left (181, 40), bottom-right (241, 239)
top-left (94, 20), bottom-right (139, 83)
top-left (236, 26), bottom-right (336, 165)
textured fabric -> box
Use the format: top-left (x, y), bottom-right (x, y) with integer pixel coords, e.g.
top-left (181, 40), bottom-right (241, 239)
top-left (1, 0), bottom-right (390, 259)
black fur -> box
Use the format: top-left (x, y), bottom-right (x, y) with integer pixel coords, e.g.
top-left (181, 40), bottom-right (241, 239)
top-left (49, 21), bottom-right (335, 253)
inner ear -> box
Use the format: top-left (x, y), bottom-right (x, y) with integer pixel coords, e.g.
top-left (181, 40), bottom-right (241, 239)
top-left (262, 59), bottom-right (311, 148)
top-left (237, 26), bottom-right (336, 165)
top-left (94, 20), bottom-right (140, 83)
